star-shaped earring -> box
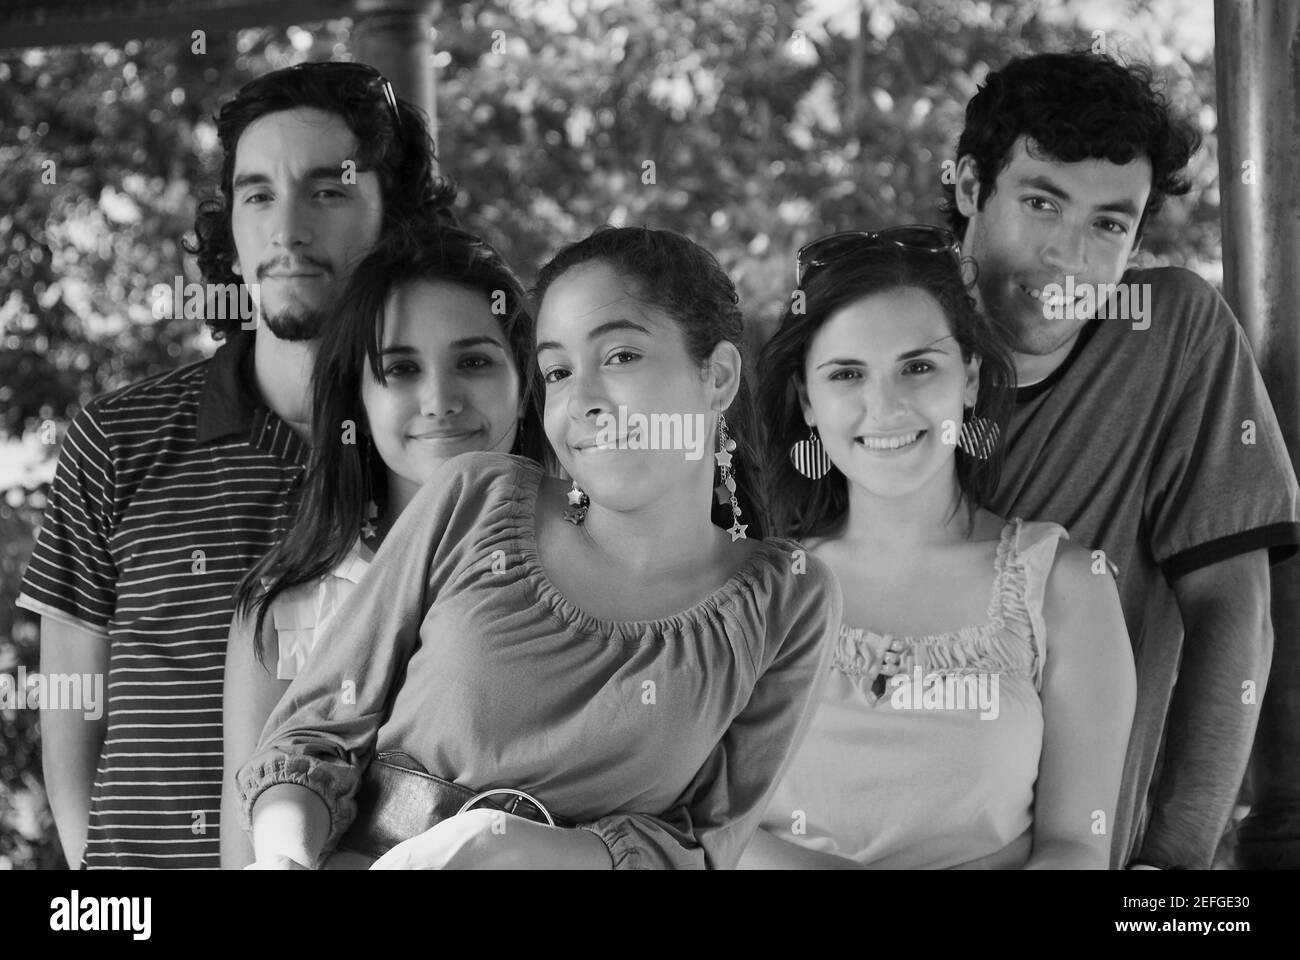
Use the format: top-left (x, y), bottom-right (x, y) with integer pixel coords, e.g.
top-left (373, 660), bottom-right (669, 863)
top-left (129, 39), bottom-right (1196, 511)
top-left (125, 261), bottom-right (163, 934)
top-left (360, 501), bottom-right (379, 540)
top-left (728, 520), bottom-right (748, 542)
top-left (563, 480), bottom-right (589, 525)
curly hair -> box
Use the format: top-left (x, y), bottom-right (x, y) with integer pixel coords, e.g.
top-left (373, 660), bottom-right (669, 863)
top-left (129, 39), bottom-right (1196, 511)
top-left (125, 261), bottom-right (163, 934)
top-left (234, 222), bottom-right (547, 656)
top-left (942, 51), bottom-right (1201, 240)
top-left (758, 241), bottom-right (1017, 540)
top-left (185, 61), bottom-right (458, 340)
top-left (532, 226), bottom-right (768, 537)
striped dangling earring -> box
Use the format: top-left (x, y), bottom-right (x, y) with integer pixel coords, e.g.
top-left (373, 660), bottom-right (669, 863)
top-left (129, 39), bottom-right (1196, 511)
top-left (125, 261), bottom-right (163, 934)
top-left (789, 427), bottom-right (832, 479)
top-left (957, 410), bottom-right (999, 460)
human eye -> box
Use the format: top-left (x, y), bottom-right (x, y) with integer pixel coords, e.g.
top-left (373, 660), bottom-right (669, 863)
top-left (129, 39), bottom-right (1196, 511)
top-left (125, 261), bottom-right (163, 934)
top-left (383, 360), bottom-right (419, 379)
top-left (241, 191), bottom-right (271, 205)
top-left (314, 186), bottom-right (347, 200)
top-left (828, 368), bottom-right (861, 382)
top-left (459, 355), bottom-right (494, 371)
top-left (605, 349), bottom-right (641, 366)
top-left (541, 366), bottom-right (571, 385)
top-left (902, 359), bottom-right (935, 375)
top-left (1096, 218), bottom-right (1130, 237)
top-left (1024, 196), bottom-right (1057, 214)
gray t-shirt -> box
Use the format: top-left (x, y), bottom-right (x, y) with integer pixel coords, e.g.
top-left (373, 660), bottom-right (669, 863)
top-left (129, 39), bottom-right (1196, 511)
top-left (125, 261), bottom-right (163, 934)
top-left (989, 265), bottom-right (1300, 868)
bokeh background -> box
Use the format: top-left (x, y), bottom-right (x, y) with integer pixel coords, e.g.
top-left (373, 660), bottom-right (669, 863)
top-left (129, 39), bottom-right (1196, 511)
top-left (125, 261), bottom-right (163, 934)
top-left (1, 0), bottom-right (1219, 868)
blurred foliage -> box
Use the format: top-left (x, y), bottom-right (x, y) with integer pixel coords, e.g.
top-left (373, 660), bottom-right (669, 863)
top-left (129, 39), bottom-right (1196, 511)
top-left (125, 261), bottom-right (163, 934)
top-left (0, 0), bottom-right (1221, 867)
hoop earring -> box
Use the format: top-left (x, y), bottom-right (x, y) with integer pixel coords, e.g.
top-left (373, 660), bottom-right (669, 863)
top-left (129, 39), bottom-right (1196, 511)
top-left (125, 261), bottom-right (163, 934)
top-left (789, 426), bottom-right (832, 479)
top-left (714, 414), bottom-right (747, 541)
top-left (563, 479), bottom-right (589, 525)
top-left (957, 409), bottom-right (999, 460)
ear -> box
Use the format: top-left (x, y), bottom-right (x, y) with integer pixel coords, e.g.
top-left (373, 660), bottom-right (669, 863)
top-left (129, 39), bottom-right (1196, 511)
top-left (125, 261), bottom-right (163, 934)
top-left (232, 257), bottom-right (243, 278)
top-left (705, 340), bottom-right (743, 413)
top-left (954, 155), bottom-right (981, 219)
top-left (963, 354), bottom-right (982, 410)
top-left (795, 377), bottom-right (814, 428)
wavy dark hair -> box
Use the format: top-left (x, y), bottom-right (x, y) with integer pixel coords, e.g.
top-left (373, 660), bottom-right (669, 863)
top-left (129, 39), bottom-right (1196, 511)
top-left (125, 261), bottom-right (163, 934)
top-left (942, 50), bottom-right (1201, 241)
top-left (758, 241), bottom-right (1017, 540)
top-left (532, 226), bottom-right (768, 538)
top-left (234, 223), bottom-right (547, 657)
top-left (186, 60), bottom-right (457, 340)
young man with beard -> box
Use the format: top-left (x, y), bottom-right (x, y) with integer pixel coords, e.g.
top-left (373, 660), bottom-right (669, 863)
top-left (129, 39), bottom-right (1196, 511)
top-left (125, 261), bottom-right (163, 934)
top-left (18, 62), bottom-right (454, 869)
top-left (947, 51), bottom-right (1300, 869)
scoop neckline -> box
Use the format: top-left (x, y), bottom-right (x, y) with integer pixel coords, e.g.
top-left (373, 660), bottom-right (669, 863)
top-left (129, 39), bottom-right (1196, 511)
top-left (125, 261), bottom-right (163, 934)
top-left (838, 517), bottom-right (1020, 645)
top-left (512, 459), bottom-right (789, 633)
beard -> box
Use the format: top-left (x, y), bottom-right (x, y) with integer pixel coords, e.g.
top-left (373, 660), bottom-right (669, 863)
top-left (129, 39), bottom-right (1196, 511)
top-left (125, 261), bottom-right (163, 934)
top-left (260, 304), bottom-right (323, 342)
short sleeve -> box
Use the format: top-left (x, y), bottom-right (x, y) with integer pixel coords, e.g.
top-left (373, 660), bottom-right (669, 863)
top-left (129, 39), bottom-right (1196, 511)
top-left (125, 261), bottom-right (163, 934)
top-left (235, 453), bottom-right (529, 850)
top-left (580, 546), bottom-right (842, 869)
top-left (1145, 274), bottom-right (1300, 580)
top-left (16, 403), bottom-right (118, 638)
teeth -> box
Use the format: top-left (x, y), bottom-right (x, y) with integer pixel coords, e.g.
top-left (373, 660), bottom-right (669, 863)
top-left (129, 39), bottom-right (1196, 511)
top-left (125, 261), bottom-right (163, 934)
top-left (1023, 285), bottom-right (1069, 308)
top-left (858, 431), bottom-right (921, 451)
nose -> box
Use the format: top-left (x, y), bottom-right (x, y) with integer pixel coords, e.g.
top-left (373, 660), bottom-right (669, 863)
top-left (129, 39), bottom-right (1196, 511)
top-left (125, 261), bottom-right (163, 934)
top-left (864, 374), bottom-right (906, 424)
top-left (270, 196), bottom-right (313, 250)
top-left (419, 372), bottom-right (464, 418)
top-left (1041, 223), bottom-right (1087, 276)
top-left (565, 368), bottom-right (611, 423)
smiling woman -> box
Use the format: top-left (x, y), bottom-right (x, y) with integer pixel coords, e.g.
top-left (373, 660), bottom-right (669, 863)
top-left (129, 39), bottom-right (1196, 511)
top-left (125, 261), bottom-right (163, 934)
top-left (219, 220), bottom-right (546, 868)
top-left (742, 230), bottom-right (1135, 870)
top-left (231, 226), bottom-right (842, 870)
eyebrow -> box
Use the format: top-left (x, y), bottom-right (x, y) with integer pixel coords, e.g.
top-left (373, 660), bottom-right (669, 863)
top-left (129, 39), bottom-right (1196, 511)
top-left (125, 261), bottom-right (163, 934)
top-left (380, 336), bottom-right (507, 355)
top-left (536, 318), bottom-right (652, 354)
top-left (1017, 174), bottom-right (1142, 218)
top-left (814, 337), bottom-right (956, 370)
top-left (232, 166), bottom-right (356, 191)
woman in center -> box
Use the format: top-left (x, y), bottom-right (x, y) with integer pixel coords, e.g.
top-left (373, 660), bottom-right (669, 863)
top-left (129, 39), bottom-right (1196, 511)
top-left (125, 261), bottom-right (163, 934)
top-left (235, 226), bottom-right (840, 869)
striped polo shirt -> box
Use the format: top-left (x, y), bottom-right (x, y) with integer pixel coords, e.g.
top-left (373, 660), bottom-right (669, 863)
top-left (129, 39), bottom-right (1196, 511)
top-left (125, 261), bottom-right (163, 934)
top-left (17, 331), bottom-right (307, 868)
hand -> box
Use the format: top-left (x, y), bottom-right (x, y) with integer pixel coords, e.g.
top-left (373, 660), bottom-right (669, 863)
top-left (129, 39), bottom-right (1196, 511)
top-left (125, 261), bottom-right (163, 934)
top-left (370, 809), bottom-right (509, 870)
top-left (244, 854), bottom-right (312, 870)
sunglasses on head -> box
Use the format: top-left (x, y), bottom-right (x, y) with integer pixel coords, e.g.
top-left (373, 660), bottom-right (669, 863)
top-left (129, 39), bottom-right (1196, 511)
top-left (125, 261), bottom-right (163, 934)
top-left (277, 60), bottom-right (402, 130)
top-left (795, 224), bottom-right (961, 287)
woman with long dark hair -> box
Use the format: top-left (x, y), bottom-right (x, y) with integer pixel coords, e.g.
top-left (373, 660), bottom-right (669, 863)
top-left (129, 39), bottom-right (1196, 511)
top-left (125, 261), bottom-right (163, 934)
top-left (233, 226), bottom-right (839, 869)
top-left (741, 227), bottom-right (1135, 869)
top-left (220, 222), bottom-right (547, 868)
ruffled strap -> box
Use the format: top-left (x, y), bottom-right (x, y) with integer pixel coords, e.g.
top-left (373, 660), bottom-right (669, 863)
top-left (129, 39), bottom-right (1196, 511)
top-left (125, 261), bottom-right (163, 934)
top-left (994, 518), bottom-right (1069, 691)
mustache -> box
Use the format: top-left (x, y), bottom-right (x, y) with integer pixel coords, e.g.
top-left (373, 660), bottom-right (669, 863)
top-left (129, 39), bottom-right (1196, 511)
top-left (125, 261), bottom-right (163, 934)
top-left (257, 255), bottom-right (333, 279)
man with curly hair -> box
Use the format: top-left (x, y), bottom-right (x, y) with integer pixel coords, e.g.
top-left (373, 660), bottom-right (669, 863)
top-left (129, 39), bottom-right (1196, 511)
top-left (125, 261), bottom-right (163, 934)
top-left (18, 61), bottom-right (455, 869)
top-left (946, 50), bottom-right (1299, 869)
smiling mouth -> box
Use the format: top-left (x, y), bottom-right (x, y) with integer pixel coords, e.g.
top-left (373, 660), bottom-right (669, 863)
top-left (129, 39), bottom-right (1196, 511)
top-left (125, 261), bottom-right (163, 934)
top-left (410, 428), bottom-right (481, 442)
top-left (575, 431), bottom-right (640, 451)
top-left (1019, 283), bottom-right (1083, 312)
top-left (856, 430), bottom-right (924, 452)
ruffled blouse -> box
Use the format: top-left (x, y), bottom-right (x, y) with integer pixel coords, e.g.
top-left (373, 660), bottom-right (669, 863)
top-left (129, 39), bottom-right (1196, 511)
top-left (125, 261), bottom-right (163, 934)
top-left (761, 518), bottom-right (1067, 869)
top-left (236, 452), bottom-right (841, 869)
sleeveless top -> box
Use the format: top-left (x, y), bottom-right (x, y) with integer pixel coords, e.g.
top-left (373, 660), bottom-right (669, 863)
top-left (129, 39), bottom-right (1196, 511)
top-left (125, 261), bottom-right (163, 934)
top-left (761, 518), bottom-right (1068, 869)
top-left (269, 539), bottom-right (374, 680)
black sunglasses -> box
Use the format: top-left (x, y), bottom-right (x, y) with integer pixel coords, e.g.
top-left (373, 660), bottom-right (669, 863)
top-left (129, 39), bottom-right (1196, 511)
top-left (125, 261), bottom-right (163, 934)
top-left (795, 224), bottom-right (961, 287)
top-left (277, 60), bottom-right (402, 130)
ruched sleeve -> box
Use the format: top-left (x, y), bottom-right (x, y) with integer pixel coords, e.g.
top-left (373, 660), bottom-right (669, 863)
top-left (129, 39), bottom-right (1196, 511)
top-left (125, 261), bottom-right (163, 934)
top-left (234, 453), bottom-right (528, 851)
